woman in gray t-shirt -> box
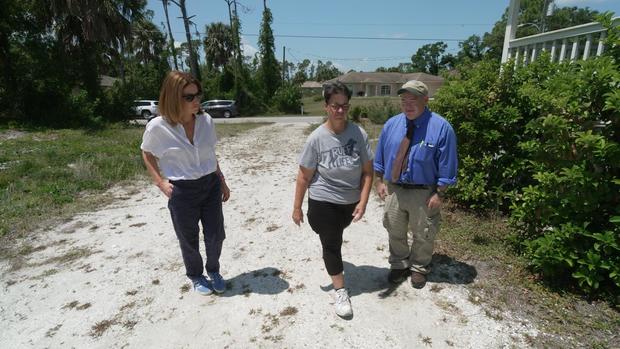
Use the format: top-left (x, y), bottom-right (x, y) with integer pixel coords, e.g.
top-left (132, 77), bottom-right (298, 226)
top-left (292, 82), bottom-right (373, 318)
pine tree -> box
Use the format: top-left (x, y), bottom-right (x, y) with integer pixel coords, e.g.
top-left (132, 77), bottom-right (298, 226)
top-left (257, 0), bottom-right (280, 101)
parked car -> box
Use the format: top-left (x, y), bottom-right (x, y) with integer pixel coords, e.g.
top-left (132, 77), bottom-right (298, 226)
top-left (201, 100), bottom-right (239, 118)
top-left (133, 100), bottom-right (159, 119)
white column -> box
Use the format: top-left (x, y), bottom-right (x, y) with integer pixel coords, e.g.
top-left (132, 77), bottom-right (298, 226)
top-left (583, 34), bottom-right (592, 60)
top-left (501, 0), bottom-right (521, 64)
top-left (514, 48), bottom-right (520, 67)
top-left (559, 39), bottom-right (567, 62)
top-left (531, 44), bottom-right (538, 62)
top-left (570, 39), bottom-right (579, 61)
top-left (550, 40), bottom-right (557, 62)
top-left (597, 32), bottom-right (606, 56)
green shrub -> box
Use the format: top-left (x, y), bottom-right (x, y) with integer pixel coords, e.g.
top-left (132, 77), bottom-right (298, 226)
top-left (365, 98), bottom-right (400, 124)
top-left (272, 82), bottom-right (302, 113)
top-left (349, 105), bottom-right (362, 122)
top-left (524, 222), bottom-right (619, 295)
top-left (431, 52), bottom-right (620, 298)
top-left (98, 81), bottom-right (137, 123)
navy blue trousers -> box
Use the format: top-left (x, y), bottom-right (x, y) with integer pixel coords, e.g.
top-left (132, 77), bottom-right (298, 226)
top-left (168, 173), bottom-right (225, 280)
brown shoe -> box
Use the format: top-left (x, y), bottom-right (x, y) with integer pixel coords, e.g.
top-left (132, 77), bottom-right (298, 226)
top-left (410, 271), bottom-right (427, 289)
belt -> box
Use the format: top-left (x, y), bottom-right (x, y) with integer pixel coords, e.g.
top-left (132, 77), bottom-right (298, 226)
top-left (393, 183), bottom-right (431, 190)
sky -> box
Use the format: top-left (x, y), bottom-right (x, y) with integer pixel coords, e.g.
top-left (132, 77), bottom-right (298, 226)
top-left (146, 0), bottom-right (620, 73)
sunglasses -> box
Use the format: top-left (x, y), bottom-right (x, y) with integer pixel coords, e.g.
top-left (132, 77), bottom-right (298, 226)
top-left (182, 93), bottom-right (203, 102)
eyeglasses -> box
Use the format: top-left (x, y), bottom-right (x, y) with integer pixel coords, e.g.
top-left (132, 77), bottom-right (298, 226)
top-left (328, 103), bottom-right (351, 111)
top-left (182, 93), bottom-right (203, 102)
top-left (400, 97), bottom-right (420, 104)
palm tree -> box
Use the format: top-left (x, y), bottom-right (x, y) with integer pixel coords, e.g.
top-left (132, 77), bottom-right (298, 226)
top-left (203, 22), bottom-right (233, 71)
top-left (48, 0), bottom-right (143, 96)
top-left (131, 18), bottom-right (167, 65)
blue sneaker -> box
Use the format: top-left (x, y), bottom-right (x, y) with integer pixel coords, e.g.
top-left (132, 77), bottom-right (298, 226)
top-left (192, 276), bottom-right (213, 296)
top-left (207, 272), bottom-right (226, 293)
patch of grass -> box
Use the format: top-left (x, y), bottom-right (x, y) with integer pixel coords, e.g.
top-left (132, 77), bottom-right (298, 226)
top-left (0, 122), bottom-right (266, 258)
top-left (45, 324), bottom-right (62, 338)
top-left (265, 224), bottom-right (280, 232)
top-left (430, 284), bottom-right (443, 293)
top-left (43, 247), bottom-right (98, 266)
top-left (90, 318), bottom-right (117, 338)
top-left (437, 203), bottom-right (620, 348)
top-left (330, 324), bottom-right (344, 332)
top-left (120, 301), bottom-right (136, 311)
top-left (418, 334), bottom-right (432, 346)
top-left (215, 122), bottom-right (272, 138)
top-left (62, 301), bottom-right (79, 310)
top-left (76, 303), bottom-right (91, 310)
top-left (279, 306), bottom-right (298, 316)
top-left (122, 320), bottom-right (137, 330)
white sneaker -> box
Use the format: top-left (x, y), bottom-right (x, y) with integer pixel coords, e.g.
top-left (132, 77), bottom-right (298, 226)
top-left (334, 288), bottom-right (353, 317)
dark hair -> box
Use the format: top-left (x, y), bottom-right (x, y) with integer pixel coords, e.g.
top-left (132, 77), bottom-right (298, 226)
top-left (323, 81), bottom-right (352, 103)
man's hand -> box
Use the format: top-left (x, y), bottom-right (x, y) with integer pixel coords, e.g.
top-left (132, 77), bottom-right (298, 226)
top-left (158, 181), bottom-right (174, 198)
top-left (427, 192), bottom-right (442, 210)
top-left (375, 181), bottom-right (388, 201)
top-left (292, 208), bottom-right (304, 226)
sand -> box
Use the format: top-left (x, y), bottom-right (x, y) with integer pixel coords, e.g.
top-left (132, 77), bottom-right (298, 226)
top-left (0, 122), bottom-right (538, 348)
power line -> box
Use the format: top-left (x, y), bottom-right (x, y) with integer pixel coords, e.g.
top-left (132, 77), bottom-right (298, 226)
top-left (275, 21), bottom-right (493, 27)
top-left (132, 28), bottom-right (469, 42)
top-left (244, 33), bottom-right (466, 42)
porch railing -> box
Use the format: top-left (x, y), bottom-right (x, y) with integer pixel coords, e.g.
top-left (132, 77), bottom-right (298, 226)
top-left (502, 17), bottom-right (619, 66)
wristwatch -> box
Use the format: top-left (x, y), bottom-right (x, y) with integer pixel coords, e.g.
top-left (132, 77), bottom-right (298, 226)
top-left (435, 189), bottom-right (446, 198)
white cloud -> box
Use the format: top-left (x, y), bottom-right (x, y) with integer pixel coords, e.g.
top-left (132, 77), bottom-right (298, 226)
top-left (332, 62), bottom-right (348, 72)
top-left (240, 36), bottom-right (258, 57)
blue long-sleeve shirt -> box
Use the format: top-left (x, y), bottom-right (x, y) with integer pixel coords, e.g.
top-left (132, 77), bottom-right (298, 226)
top-left (374, 108), bottom-right (458, 186)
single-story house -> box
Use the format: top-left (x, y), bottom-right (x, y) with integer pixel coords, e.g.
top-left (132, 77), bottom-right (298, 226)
top-left (323, 72), bottom-right (444, 98)
top-left (300, 80), bottom-right (323, 95)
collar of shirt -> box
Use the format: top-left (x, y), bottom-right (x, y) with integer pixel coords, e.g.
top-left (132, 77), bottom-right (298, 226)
top-left (403, 107), bottom-right (431, 129)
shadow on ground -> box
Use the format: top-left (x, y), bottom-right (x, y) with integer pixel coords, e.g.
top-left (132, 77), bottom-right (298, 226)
top-left (327, 254), bottom-right (477, 298)
top-left (219, 266), bottom-right (290, 297)
top-left (427, 253), bottom-right (477, 284)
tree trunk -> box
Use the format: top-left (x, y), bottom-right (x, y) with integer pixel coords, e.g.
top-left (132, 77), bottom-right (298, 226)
top-left (162, 0), bottom-right (179, 70)
top-left (178, 0), bottom-right (200, 80)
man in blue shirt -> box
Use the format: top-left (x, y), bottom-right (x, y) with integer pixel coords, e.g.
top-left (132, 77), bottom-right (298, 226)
top-left (374, 80), bottom-right (458, 289)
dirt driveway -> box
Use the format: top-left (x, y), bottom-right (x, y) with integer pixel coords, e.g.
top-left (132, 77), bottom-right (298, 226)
top-left (0, 122), bottom-right (537, 348)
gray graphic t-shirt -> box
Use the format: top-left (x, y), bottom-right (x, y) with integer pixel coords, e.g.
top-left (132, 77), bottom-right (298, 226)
top-left (299, 123), bottom-right (374, 204)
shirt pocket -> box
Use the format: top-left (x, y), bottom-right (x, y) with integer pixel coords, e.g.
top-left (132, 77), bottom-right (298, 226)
top-left (413, 142), bottom-right (437, 164)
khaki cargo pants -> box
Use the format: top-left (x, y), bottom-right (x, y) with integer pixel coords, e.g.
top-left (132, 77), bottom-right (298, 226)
top-left (383, 183), bottom-right (441, 274)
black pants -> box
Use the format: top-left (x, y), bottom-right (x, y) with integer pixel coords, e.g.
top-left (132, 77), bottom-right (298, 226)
top-left (168, 173), bottom-right (225, 281)
top-left (307, 198), bottom-right (357, 276)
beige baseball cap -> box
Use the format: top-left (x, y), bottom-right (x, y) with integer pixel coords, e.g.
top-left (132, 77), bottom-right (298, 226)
top-left (397, 80), bottom-right (428, 96)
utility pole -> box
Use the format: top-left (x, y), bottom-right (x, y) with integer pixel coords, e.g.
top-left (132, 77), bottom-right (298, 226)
top-left (282, 46), bottom-right (286, 81)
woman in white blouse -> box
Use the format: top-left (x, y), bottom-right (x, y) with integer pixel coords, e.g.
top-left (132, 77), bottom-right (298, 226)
top-left (141, 71), bottom-right (230, 296)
